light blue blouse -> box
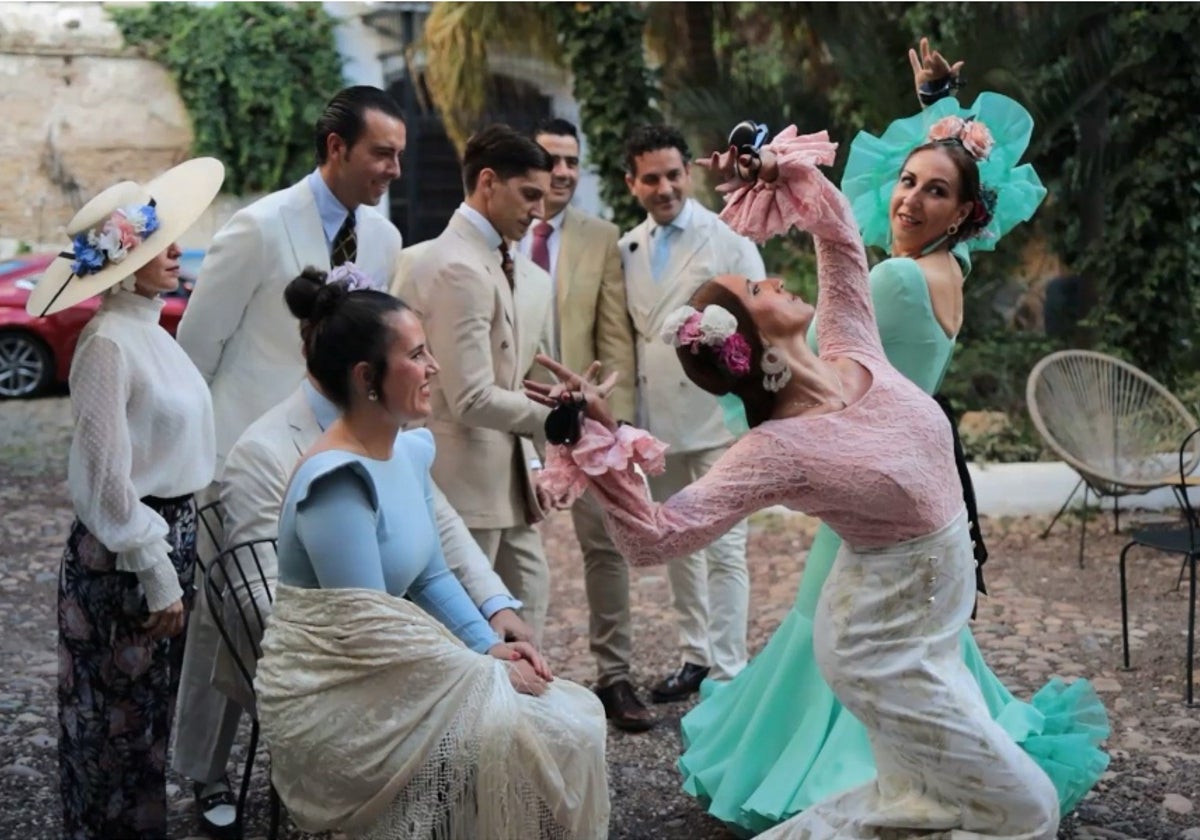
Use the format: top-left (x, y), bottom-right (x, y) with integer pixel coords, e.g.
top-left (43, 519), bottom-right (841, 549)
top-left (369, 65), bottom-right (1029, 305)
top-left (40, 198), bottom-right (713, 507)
top-left (277, 429), bottom-right (499, 653)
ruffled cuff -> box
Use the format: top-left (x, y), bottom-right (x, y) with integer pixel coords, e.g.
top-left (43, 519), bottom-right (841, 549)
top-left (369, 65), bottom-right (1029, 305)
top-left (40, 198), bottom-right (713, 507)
top-left (136, 559), bottom-right (184, 613)
top-left (714, 127), bottom-right (840, 244)
top-left (540, 419), bottom-right (669, 507)
top-left (115, 538), bottom-right (173, 574)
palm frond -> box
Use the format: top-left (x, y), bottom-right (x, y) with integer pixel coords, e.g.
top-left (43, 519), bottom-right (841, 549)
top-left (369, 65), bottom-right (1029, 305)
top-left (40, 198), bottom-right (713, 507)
top-left (415, 2), bottom-right (564, 154)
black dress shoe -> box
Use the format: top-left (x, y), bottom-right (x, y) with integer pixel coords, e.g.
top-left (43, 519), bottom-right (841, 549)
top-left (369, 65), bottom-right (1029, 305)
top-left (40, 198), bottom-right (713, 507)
top-left (650, 662), bottom-right (710, 703)
top-left (595, 680), bottom-right (657, 733)
top-left (195, 778), bottom-right (240, 840)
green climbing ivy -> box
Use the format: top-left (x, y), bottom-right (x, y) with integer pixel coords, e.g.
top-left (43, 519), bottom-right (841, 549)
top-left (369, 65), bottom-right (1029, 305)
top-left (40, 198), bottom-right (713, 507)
top-left (553, 3), bottom-right (663, 231)
top-left (108, 2), bottom-right (344, 195)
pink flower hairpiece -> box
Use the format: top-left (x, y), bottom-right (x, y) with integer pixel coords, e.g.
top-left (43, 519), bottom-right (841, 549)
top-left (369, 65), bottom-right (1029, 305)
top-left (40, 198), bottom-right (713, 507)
top-left (660, 304), bottom-right (752, 376)
top-left (327, 262), bottom-right (376, 292)
top-left (927, 115), bottom-right (995, 162)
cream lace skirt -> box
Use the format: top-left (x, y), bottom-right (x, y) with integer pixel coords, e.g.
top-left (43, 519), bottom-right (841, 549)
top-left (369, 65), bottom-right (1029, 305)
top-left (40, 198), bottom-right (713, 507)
top-left (759, 509), bottom-right (1060, 839)
top-left (255, 585), bottom-right (609, 840)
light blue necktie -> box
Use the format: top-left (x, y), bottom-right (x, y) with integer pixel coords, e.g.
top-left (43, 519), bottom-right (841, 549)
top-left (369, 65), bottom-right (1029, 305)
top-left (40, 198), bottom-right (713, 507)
top-left (651, 223), bottom-right (676, 283)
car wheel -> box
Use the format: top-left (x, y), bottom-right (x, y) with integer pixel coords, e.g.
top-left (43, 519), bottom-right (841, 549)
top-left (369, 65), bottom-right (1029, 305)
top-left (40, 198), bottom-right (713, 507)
top-left (0, 330), bottom-right (55, 398)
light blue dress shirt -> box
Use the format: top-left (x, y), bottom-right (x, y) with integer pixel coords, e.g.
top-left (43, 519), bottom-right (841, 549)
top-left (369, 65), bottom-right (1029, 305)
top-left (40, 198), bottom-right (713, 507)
top-left (306, 169), bottom-right (357, 250)
top-left (649, 198), bottom-right (695, 283)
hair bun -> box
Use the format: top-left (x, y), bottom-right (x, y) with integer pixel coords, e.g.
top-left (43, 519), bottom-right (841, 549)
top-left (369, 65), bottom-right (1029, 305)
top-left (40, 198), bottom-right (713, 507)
top-left (285, 266), bottom-right (346, 323)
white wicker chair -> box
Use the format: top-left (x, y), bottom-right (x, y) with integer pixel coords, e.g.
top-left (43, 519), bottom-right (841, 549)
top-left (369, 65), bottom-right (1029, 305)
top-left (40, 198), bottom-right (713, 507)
top-left (1026, 350), bottom-right (1200, 566)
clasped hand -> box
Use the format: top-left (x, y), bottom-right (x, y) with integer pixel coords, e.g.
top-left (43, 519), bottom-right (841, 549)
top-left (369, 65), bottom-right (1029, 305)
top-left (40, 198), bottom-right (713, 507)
top-left (488, 640), bottom-right (554, 697)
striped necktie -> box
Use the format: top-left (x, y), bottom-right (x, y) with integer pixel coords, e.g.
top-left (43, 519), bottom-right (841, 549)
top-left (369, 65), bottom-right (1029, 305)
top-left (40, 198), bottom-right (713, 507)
top-left (331, 212), bottom-right (357, 267)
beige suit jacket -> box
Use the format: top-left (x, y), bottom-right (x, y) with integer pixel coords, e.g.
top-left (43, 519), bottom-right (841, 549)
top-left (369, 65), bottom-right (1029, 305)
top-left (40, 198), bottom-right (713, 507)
top-left (556, 206), bottom-right (637, 423)
top-left (398, 213), bottom-right (553, 530)
top-left (620, 199), bottom-right (765, 454)
top-left (211, 384), bottom-right (516, 707)
top-left (177, 178), bottom-right (403, 464)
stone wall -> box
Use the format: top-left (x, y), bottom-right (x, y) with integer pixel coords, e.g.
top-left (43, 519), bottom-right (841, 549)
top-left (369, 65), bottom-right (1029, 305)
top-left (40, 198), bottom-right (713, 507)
top-left (0, 2), bottom-right (200, 252)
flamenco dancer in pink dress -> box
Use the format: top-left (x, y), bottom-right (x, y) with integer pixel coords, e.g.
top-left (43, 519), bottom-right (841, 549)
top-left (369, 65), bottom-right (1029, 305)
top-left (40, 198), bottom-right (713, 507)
top-left (529, 131), bottom-right (1070, 837)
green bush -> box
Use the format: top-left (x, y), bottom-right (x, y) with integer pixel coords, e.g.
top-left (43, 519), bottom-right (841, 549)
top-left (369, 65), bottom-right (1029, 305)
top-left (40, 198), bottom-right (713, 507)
top-left (108, 2), bottom-right (344, 196)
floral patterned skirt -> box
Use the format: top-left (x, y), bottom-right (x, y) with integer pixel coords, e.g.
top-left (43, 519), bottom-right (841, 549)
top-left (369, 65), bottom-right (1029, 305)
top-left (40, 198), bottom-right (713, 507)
top-left (57, 496), bottom-right (197, 840)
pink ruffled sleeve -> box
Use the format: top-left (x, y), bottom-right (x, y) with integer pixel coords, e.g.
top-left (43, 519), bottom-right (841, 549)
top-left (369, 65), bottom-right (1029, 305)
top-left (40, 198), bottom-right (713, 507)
top-left (544, 419), bottom-right (803, 567)
top-left (716, 125), bottom-right (882, 362)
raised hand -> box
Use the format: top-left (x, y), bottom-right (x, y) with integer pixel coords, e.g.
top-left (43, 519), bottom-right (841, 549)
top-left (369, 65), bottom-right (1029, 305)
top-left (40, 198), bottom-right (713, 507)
top-left (696, 145), bottom-right (779, 189)
top-left (908, 36), bottom-right (964, 99)
top-left (524, 355), bottom-right (619, 431)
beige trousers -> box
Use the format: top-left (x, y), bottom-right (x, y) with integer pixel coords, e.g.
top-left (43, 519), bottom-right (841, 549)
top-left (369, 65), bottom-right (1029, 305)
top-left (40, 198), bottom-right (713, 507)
top-left (647, 447), bottom-right (749, 681)
top-left (470, 524), bottom-right (549, 646)
top-left (571, 491), bottom-right (633, 688)
top-left (171, 483), bottom-right (242, 784)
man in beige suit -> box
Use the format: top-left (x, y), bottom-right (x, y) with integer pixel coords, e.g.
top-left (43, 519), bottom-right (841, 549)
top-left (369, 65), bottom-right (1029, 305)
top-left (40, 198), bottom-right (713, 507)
top-left (171, 377), bottom-right (536, 832)
top-left (621, 124), bottom-right (765, 702)
top-left (515, 118), bottom-right (653, 732)
top-left (398, 124), bottom-right (558, 643)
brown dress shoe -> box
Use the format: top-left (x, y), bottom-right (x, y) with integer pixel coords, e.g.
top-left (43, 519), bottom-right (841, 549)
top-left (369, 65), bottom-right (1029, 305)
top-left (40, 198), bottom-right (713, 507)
top-left (650, 662), bottom-right (710, 703)
top-left (594, 680), bottom-right (656, 732)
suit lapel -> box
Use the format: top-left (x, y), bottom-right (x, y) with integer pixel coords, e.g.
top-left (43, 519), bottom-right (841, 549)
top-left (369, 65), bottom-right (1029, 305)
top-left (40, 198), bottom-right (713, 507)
top-left (284, 387), bottom-right (321, 458)
top-left (556, 207), bottom-right (582, 316)
top-left (281, 181), bottom-right (331, 275)
top-left (448, 212), bottom-right (514, 329)
top-left (621, 220), bottom-right (657, 336)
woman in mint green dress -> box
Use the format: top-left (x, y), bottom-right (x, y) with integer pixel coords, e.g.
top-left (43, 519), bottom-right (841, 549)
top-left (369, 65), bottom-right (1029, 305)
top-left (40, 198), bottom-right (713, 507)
top-left (678, 46), bottom-right (1110, 836)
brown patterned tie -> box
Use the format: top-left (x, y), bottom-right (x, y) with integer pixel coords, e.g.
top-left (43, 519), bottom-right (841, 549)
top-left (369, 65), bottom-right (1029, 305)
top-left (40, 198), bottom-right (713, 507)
top-left (331, 212), bottom-right (357, 267)
top-left (499, 245), bottom-right (515, 288)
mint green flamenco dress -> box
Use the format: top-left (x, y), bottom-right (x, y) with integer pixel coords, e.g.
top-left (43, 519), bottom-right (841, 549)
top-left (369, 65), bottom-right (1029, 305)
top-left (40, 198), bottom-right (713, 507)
top-left (677, 93), bottom-right (1110, 836)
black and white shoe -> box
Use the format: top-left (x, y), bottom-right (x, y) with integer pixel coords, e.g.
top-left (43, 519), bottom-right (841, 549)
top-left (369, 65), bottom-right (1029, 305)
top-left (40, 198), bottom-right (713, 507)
top-left (195, 778), bottom-right (240, 840)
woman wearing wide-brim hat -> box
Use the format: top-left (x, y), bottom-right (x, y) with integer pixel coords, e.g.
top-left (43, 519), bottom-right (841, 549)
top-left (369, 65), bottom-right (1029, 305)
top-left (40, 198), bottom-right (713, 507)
top-left (33, 157), bottom-right (225, 840)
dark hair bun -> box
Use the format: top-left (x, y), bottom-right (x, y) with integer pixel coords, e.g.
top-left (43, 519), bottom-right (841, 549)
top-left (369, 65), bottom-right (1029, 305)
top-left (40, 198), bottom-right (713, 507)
top-left (284, 266), bottom-right (349, 324)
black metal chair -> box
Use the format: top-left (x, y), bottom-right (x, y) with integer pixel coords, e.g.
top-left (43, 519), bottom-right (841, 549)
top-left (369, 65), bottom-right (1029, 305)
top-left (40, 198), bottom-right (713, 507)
top-left (204, 537), bottom-right (283, 839)
top-left (195, 499), bottom-right (226, 560)
top-left (1119, 427), bottom-right (1200, 706)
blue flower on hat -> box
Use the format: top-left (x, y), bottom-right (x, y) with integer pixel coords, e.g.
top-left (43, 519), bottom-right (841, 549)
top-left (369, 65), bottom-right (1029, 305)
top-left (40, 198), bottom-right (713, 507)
top-left (70, 233), bottom-right (106, 276)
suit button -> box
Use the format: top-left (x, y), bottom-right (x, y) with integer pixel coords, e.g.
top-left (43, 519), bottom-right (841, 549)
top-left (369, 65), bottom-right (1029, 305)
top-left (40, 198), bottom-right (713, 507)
top-left (501, 340), bottom-right (510, 350)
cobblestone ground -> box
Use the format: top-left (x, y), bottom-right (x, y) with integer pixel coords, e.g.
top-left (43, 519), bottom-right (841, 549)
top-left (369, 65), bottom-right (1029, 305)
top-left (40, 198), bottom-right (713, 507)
top-left (1, 397), bottom-right (1198, 840)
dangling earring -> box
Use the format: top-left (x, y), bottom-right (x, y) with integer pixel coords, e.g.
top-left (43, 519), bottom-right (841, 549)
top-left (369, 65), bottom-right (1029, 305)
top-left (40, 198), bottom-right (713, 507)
top-left (367, 388), bottom-right (379, 402)
top-left (947, 222), bottom-right (960, 236)
top-left (761, 346), bottom-right (792, 393)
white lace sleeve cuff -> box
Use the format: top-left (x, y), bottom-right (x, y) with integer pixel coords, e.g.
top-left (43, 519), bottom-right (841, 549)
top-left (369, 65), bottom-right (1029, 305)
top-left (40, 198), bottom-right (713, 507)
top-left (135, 557), bottom-right (184, 613)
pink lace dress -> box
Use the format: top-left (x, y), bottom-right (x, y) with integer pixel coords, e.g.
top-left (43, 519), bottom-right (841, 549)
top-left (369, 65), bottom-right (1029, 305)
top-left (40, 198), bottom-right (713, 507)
top-left (544, 137), bottom-right (1061, 838)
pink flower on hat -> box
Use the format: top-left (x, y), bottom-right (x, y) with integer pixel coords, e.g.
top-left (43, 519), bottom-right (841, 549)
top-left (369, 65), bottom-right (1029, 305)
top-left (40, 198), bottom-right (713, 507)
top-left (928, 116), bottom-right (967, 144)
top-left (960, 120), bottom-right (995, 161)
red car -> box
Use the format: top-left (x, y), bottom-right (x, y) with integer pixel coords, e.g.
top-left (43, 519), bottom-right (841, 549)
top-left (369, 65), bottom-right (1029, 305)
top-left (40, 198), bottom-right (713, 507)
top-left (0, 250), bottom-right (201, 399)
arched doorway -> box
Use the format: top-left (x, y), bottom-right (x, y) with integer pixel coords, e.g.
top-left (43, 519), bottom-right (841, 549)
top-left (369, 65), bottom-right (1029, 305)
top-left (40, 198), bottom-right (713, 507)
top-left (387, 73), bottom-right (553, 245)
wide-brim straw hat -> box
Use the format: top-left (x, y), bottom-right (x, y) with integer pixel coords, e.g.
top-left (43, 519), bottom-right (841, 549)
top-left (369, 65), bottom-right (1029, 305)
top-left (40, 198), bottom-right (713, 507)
top-left (27, 157), bottom-right (225, 317)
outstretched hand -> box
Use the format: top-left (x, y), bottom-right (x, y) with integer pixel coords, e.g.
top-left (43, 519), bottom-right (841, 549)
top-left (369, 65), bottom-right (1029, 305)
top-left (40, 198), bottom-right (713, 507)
top-left (908, 36), bottom-right (964, 98)
top-left (524, 355), bottom-right (619, 431)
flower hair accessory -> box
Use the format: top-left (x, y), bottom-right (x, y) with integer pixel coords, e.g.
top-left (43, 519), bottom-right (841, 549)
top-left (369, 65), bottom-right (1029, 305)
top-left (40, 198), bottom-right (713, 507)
top-left (841, 92), bottom-right (1047, 254)
top-left (661, 304), bottom-right (752, 376)
top-left (69, 203), bottom-right (160, 277)
top-left (327, 262), bottom-right (376, 292)
top-left (927, 115), bottom-right (995, 161)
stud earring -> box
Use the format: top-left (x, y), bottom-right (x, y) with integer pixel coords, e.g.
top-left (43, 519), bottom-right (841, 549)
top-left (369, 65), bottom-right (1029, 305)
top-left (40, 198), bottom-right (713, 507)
top-left (367, 389), bottom-right (379, 402)
top-left (761, 347), bottom-right (792, 393)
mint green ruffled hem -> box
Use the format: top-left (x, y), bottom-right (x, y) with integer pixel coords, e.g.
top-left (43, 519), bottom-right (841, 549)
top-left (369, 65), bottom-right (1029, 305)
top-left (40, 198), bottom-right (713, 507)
top-left (678, 607), bottom-right (1111, 836)
top-left (841, 92), bottom-right (1047, 253)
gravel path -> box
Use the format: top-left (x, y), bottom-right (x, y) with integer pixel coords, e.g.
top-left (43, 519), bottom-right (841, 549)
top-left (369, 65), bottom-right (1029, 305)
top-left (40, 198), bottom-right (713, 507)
top-left (1, 396), bottom-right (1197, 839)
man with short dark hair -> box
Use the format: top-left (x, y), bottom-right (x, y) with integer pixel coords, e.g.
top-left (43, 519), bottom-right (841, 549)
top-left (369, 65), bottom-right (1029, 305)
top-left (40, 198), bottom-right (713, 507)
top-left (516, 118), bottom-right (652, 731)
top-left (398, 124), bottom-right (559, 644)
top-left (179, 85), bottom-right (407, 466)
top-left (173, 85), bottom-right (406, 836)
top-left (620, 123), bottom-right (764, 703)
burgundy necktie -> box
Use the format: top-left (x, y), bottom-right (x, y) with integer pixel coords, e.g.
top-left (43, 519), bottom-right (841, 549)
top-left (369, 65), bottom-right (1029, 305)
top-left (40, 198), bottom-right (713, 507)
top-left (531, 221), bottom-right (553, 274)
top-left (499, 245), bottom-right (515, 288)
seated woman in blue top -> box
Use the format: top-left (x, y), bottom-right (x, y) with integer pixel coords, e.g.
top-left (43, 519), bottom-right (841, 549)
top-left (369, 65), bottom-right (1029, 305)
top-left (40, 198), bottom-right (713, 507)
top-left (254, 271), bottom-right (610, 840)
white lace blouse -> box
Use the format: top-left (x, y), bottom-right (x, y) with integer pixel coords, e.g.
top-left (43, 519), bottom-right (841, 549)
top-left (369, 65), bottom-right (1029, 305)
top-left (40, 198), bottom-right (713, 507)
top-left (67, 288), bottom-right (216, 610)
